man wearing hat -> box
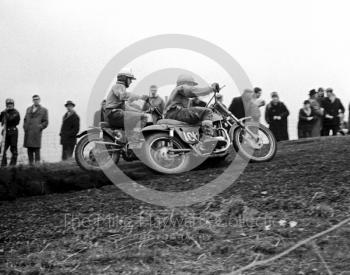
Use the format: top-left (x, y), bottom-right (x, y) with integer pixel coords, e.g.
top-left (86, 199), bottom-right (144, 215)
top-left (59, 100), bottom-right (80, 160)
top-left (309, 89), bottom-right (324, 137)
top-left (0, 98), bottom-right (20, 166)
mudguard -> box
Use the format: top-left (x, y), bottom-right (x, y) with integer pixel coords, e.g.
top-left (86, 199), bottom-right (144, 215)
top-left (76, 127), bottom-right (115, 140)
top-left (229, 124), bottom-right (240, 141)
top-left (76, 128), bottom-right (99, 138)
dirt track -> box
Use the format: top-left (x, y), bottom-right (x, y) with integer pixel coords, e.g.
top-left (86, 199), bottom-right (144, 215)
top-left (1, 136), bottom-right (350, 274)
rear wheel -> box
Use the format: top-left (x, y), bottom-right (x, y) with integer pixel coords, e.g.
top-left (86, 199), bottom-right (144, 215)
top-left (233, 122), bottom-right (277, 162)
top-left (75, 133), bottom-right (120, 171)
top-left (140, 133), bottom-right (191, 174)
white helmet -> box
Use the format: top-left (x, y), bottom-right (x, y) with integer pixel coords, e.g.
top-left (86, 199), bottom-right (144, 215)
top-left (117, 68), bottom-right (136, 80)
top-left (176, 74), bottom-right (198, 86)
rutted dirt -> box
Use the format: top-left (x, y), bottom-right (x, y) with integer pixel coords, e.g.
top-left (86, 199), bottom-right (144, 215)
top-left (0, 136), bottom-right (350, 274)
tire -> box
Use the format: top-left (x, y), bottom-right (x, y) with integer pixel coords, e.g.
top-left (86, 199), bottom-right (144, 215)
top-left (75, 133), bottom-right (120, 171)
top-left (139, 132), bottom-right (192, 174)
top-left (232, 122), bottom-right (277, 162)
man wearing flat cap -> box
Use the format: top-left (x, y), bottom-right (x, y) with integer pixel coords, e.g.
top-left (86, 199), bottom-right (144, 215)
top-left (59, 100), bottom-right (80, 160)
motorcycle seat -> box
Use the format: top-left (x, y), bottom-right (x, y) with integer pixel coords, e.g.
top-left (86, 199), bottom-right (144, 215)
top-left (157, 119), bottom-right (199, 126)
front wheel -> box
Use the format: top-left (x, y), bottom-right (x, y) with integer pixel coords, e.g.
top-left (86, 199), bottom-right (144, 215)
top-left (139, 133), bottom-right (192, 174)
top-left (75, 133), bottom-right (120, 171)
top-left (232, 122), bottom-right (277, 162)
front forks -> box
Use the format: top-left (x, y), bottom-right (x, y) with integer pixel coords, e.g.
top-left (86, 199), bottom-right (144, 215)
top-left (236, 117), bottom-right (259, 141)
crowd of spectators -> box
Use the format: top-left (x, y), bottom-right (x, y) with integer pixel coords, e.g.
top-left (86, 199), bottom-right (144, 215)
top-left (228, 87), bottom-right (349, 141)
top-left (1, 85), bottom-right (349, 167)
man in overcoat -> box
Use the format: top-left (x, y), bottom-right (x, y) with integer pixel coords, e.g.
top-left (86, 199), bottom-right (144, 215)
top-left (23, 94), bottom-right (49, 164)
top-left (60, 100), bottom-right (80, 160)
top-left (265, 92), bottom-right (290, 141)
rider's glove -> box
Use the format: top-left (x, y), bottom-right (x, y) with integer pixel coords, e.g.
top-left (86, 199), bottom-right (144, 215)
top-left (211, 83), bottom-right (220, 93)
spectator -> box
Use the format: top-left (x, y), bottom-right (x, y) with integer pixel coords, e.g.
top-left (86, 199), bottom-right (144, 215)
top-left (59, 101), bottom-right (80, 160)
top-left (309, 89), bottom-right (324, 137)
top-left (143, 85), bottom-right (165, 123)
top-left (317, 87), bottom-right (325, 105)
top-left (252, 87), bottom-right (265, 122)
top-left (229, 89), bottom-right (260, 121)
top-left (265, 92), bottom-right (290, 141)
top-left (252, 87), bottom-right (266, 107)
top-left (23, 94), bottom-right (49, 165)
top-left (321, 88), bottom-right (345, 136)
top-left (0, 98), bottom-right (20, 166)
top-left (93, 99), bottom-right (106, 127)
top-left (298, 100), bottom-right (316, 139)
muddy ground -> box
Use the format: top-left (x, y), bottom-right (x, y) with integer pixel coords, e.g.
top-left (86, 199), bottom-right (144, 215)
top-left (0, 136), bottom-right (350, 274)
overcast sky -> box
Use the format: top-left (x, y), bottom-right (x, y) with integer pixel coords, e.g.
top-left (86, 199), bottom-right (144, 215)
top-left (1, 0), bottom-right (350, 140)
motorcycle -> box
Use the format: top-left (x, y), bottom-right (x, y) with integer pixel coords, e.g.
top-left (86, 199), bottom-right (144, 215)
top-left (75, 88), bottom-right (277, 174)
top-left (75, 102), bottom-right (162, 171)
top-left (136, 87), bottom-right (277, 174)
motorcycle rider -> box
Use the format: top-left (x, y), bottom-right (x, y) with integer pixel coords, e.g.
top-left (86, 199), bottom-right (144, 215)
top-left (105, 69), bottom-right (149, 133)
top-left (0, 98), bottom-right (20, 166)
top-left (164, 74), bottom-right (224, 146)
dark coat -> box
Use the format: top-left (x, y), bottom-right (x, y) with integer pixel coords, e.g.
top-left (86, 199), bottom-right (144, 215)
top-left (229, 96), bottom-right (260, 121)
top-left (322, 97), bottom-right (345, 127)
top-left (23, 105), bottom-right (48, 148)
top-left (60, 111), bottom-right (80, 145)
top-left (0, 109), bottom-right (20, 148)
top-left (298, 108), bottom-right (316, 132)
top-left (0, 108), bottom-right (20, 128)
top-left (265, 101), bottom-right (289, 141)
top-left (229, 97), bottom-right (245, 119)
